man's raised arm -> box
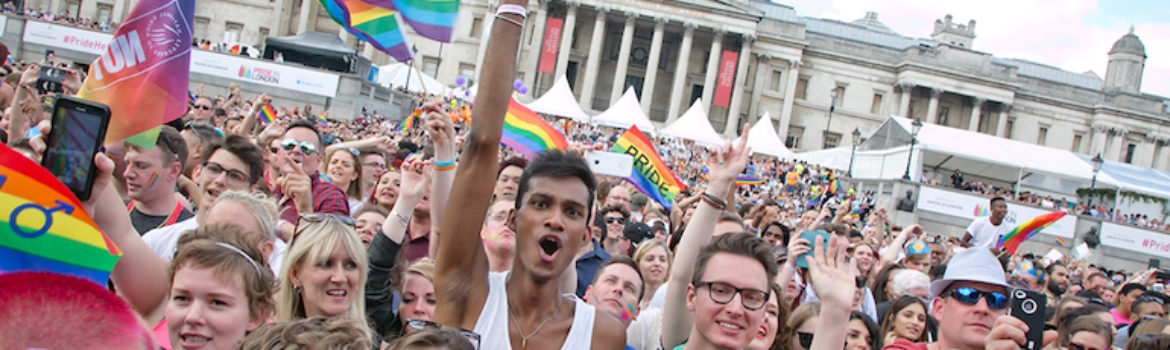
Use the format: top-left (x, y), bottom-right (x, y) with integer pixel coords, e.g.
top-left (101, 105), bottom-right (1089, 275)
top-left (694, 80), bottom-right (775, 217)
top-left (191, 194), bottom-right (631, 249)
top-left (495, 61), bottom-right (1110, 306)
top-left (433, 0), bottom-right (525, 330)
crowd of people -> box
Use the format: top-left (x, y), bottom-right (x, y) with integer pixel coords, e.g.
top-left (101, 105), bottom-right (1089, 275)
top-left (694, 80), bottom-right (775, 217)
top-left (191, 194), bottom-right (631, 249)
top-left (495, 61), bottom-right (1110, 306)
top-left (3, 4), bottom-right (119, 32)
top-left (3, 1), bottom-right (1170, 349)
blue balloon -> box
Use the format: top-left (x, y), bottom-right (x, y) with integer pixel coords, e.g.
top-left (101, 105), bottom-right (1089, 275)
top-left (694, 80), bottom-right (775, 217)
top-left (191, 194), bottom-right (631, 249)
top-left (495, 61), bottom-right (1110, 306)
top-left (455, 76), bottom-right (466, 86)
top-left (519, 86), bottom-right (529, 95)
top-left (513, 79), bottom-right (525, 90)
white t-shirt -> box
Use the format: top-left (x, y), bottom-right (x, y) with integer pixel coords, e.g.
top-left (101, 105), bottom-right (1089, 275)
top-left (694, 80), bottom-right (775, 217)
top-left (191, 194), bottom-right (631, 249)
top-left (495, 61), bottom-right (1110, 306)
top-left (626, 307), bottom-right (663, 350)
top-left (142, 218), bottom-right (287, 275)
top-left (966, 216), bottom-right (1010, 250)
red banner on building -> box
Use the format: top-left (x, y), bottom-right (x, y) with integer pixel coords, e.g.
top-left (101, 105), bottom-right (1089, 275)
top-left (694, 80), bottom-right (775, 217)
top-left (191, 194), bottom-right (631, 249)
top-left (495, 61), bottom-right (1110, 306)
top-left (713, 50), bottom-right (738, 107)
top-left (539, 18), bottom-right (563, 74)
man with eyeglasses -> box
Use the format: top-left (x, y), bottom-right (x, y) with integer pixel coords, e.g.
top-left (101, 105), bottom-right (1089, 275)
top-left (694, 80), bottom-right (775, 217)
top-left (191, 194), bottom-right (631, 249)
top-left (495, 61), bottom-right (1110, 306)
top-left (122, 125), bottom-right (194, 234)
top-left (273, 119), bottom-right (350, 240)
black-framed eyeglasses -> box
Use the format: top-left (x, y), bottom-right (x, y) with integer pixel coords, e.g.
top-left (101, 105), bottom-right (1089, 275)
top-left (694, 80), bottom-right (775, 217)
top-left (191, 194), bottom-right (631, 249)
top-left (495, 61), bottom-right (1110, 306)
top-left (281, 138), bottom-right (317, 155)
top-left (605, 217), bottom-right (626, 225)
top-left (404, 319), bottom-right (481, 349)
top-left (294, 214), bottom-right (356, 241)
top-left (693, 281), bottom-right (769, 311)
top-left (946, 287), bottom-right (1008, 309)
top-left (201, 161), bottom-right (249, 185)
top-left (796, 331), bottom-right (814, 349)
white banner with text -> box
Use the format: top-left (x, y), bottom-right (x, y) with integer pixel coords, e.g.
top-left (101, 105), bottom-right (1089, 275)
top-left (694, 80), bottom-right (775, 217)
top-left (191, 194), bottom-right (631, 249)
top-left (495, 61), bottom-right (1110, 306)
top-left (1100, 222), bottom-right (1170, 258)
top-left (916, 186), bottom-right (1077, 238)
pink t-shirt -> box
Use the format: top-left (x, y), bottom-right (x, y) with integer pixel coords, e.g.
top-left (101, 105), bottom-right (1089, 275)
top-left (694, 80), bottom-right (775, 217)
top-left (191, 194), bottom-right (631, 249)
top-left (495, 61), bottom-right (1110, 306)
top-left (1111, 308), bottom-right (1132, 326)
top-left (881, 339), bottom-right (929, 350)
top-left (153, 319), bottom-right (172, 350)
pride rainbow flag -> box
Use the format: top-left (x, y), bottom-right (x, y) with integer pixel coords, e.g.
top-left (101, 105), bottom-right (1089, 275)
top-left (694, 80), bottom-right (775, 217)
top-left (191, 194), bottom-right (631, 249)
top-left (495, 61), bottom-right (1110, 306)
top-left (398, 109), bottom-right (420, 131)
top-left (0, 144), bottom-right (122, 284)
top-left (359, 0), bottom-right (460, 43)
top-left (612, 126), bottom-right (686, 210)
top-left (735, 175), bottom-right (763, 186)
top-left (320, 0), bottom-right (413, 61)
top-left (317, 113), bottom-right (329, 130)
top-left (997, 212), bottom-right (1067, 254)
top-left (258, 104), bottom-right (276, 124)
top-left (76, 0), bottom-right (194, 146)
top-left (187, 92), bottom-right (196, 105)
top-left (501, 97), bottom-right (568, 158)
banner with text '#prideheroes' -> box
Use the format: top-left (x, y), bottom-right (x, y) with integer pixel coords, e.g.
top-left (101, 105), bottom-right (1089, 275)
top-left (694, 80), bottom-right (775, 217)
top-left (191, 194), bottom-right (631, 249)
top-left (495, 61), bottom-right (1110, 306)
top-left (76, 0), bottom-right (194, 146)
top-left (612, 126), bottom-right (686, 210)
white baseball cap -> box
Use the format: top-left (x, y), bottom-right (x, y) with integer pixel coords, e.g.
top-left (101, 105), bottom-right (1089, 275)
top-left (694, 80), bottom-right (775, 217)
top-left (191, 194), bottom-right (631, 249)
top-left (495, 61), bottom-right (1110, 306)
top-left (929, 248), bottom-right (1012, 298)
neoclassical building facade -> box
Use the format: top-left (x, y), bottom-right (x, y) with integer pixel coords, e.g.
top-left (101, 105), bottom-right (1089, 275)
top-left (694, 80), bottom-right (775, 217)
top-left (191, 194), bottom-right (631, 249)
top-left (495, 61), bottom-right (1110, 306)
top-left (41, 0), bottom-right (1170, 169)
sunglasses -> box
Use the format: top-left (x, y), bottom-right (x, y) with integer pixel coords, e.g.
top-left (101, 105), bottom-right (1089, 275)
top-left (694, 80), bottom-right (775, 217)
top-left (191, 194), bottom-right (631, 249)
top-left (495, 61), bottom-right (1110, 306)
top-left (605, 217), bottom-right (627, 225)
top-left (946, 287), bottom-right (1008, 309)
top-left (796, 331), bottom-right (814, 348)
top-left (293, 214), bottom-right (355, 241)
top-left (404, 319), bottom-right (481, 349)
top-left (281, 138), bottom-right (317, 154)
top-left (193, 105), bottom-right (212, 110)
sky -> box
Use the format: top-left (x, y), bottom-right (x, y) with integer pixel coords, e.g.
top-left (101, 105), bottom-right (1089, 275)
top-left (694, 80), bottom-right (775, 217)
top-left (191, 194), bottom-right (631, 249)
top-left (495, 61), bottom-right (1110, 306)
top-left (778, 0), bottom-right (1170, 98)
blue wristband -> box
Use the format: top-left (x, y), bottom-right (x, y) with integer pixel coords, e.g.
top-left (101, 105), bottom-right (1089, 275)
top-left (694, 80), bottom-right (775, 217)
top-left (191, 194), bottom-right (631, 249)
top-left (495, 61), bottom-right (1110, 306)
top-left (434, 159), bottom-right (456, 167)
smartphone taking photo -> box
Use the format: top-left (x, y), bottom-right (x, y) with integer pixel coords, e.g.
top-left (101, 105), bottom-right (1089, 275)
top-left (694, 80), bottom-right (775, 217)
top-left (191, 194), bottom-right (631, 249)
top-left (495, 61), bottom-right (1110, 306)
top-left (41, 96), bottom-right (111, 201)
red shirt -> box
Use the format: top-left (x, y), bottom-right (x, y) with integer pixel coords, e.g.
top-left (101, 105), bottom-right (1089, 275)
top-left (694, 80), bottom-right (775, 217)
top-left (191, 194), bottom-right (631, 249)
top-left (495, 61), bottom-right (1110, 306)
top-left (881, 339), bottom-right (928, 350)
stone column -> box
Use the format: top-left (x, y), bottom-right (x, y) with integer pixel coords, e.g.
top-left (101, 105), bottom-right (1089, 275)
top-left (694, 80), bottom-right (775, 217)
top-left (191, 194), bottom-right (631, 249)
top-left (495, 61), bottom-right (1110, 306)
top-left (702, 29), bottom-right (725, 116)
top-left (996, 105), bottom-right (1011, 137)
top-left (924, 88), bottom-right (941, 124)
top-left (777, 59), bottom-right (801, 143)
top-left (898, 84), bottom-right (913, 117)
top-left (640, 18), bottom-right (667, 114)
top-left (724, 35), bottom-right (754, 136)
top-left (1110, 131), bottom-right (1127, 161)
top-left (968, 97), bottom-right (984, 132)
top-left (1089, 126), bottom-right (1108, 156)
top-left (609, 14), bottom-right (637, 106)
top-left (296, 0), bottom-right (316, 34)
top-left (112, 0), bottom-right (130, 23)
top-left (578, 7), bottom-right (608, 109)
top-left (748, 54), bottom-right (771, 125)
top-left (523, 2), bottom-right (549, 90)
top-left (553, 2), bottom-right (578, 82)
top-left (665, 23), bottom-right (695, 123)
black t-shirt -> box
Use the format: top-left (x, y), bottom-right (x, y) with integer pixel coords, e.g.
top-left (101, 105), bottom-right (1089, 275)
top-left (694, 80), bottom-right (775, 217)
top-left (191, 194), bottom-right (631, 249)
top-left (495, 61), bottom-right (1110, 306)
top-left (127, 201), bottom-right (195, 235)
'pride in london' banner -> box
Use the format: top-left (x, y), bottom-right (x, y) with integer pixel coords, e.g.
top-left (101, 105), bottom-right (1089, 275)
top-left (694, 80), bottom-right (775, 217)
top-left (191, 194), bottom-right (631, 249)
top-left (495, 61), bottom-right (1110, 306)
top-left (714, 50), bottom-right (738, 107)
top-left (539, 18), bottom-right (563, 74)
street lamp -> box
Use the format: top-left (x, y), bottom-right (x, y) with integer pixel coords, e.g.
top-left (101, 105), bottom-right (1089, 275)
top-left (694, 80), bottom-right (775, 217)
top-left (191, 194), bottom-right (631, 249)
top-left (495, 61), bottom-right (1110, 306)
top-left (902, 118), bottom-right (923, 180)
top-left (848, 128), bottom-right (861, 177)
top-left (824, 87), bottom-right (840, 149)
top-left (1086, 153), bottom-right (1104, 213)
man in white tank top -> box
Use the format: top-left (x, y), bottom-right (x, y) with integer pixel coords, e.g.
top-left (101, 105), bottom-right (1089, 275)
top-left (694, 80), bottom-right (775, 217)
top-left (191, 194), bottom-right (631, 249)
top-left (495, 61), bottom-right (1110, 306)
top-left (432, 3), bottom-right (626, 348)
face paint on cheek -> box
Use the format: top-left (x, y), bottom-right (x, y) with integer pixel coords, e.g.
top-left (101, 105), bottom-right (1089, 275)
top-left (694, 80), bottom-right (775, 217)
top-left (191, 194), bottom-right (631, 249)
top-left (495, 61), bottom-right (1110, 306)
top-left (146, 172), bottom-right (160, 190)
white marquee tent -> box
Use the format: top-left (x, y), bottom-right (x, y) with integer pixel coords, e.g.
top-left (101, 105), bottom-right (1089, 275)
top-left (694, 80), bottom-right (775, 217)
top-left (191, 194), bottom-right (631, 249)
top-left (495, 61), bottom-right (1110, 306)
top-left (746, 113), bottom-right (795, 158)
top-left (525, 76), bottom-right (592, 123)
top-left (660, 99), bottom-right (724, 146)
top-left (377, 63), bottom-right (448, 94)
top-left (591, 87), bottom-right (656, 132)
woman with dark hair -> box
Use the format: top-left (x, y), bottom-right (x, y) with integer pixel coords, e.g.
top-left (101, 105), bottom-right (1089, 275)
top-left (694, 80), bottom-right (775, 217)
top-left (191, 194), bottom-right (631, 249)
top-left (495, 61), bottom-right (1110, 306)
top-left (880, 296), bottom-right (928, 345)
top-left (846, 311), bottom-right (880, 350)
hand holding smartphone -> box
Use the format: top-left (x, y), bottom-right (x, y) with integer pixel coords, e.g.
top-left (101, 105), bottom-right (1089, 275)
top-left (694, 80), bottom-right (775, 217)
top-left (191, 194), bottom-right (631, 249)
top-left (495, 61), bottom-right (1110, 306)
top-left (1009, 289), bottom-right (1047, 350)
top-left (795, 229), bottom-right (832, 269)
top-left (41, 96), bottom-right (111, 201)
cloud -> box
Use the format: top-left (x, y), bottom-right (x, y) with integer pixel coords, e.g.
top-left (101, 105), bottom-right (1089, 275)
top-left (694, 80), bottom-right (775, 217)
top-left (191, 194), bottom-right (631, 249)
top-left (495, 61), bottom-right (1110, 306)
top-left (784, 0), bottom-right (1170, 98)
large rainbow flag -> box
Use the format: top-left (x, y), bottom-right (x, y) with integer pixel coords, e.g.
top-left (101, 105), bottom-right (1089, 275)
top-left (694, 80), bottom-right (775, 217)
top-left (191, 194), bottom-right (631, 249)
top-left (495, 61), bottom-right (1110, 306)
top-left (501, 97), bottom-right (568, 158)
top-left (76, 0), bottom-right (194, 146)
top-left (359, 0), bottom-right (460, 42)
top-left (612, 126), bottom-right (686, 210)
top-left (320, 0), bottom-right (413, 61)
top-left (0, 144), bottom-right (122, 284)
top-left (997, 212), bottom-right (1067, 254)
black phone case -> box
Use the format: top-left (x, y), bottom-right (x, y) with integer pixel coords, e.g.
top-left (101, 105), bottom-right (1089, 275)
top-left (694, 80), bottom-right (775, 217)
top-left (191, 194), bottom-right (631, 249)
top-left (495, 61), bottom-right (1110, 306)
top-left (1010, 289), bottom-right (1047, 350)
top-left (40, 96), bottom-right (110, 201)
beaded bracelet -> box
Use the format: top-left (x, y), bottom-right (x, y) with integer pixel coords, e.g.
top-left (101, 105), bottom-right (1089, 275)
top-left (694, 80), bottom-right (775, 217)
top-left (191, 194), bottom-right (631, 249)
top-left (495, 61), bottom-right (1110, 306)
top-left (701, 193), bottom-right (727, 211)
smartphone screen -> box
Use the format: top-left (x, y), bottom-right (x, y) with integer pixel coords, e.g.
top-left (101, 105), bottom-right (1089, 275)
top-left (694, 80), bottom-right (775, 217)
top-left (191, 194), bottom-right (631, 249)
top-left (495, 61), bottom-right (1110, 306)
top-left (41, 97), bottom-right (111, 201)
top-left (36, 66), bottom-right (65, 94)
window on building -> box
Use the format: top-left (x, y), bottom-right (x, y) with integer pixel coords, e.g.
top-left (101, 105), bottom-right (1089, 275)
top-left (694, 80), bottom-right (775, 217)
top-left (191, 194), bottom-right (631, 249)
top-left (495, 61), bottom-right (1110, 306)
top-left (1072, 133), bottom-right (1084, 153)
top-left (422, 57), bottom-right (440, 76)
top-left (769, 70), bottom-right (782, 91)
top-left (1037, 126), bottom-right (1048, 145)
top-left (459, 63), bottom-right (475, 82)
top-left (871, 93), bottom-right (884, 114)
top-left (1006, 119), bottom-right (1015, 139)
top-left (470, 16), bottom-right (484, 39)
top-left (795, 77), bottom-right (809, 100)
top-left (786, 126), bottom-right (804, 149)
top-left (96, 4), bottom-right (112, 21)
top-left (937, 106), bottom-right (950, 126)
top-left (1125, 143), bottom-right (1137, 164)
top-left (194, 17), bottom-right (210, 40)
top-left (355, 40), bottom-right (367, 53)
top-left (225, 22), bottom-right (244, 43)
top-left (823, 132), bottom-right (841, 149)
top-left (833, 85), bottom-right (846, 106)
top-left (258, 27), bottom-right (270, 46)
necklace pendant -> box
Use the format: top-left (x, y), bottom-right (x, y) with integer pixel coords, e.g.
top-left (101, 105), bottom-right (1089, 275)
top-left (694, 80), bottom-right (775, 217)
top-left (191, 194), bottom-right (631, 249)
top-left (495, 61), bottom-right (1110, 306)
top-left (521, 339), bottom-right (527, 349)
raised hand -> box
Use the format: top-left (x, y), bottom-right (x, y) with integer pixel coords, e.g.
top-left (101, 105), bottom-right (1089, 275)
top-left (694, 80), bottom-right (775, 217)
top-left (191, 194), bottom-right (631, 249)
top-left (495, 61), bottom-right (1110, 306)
top-left (398, 160), bottom-right (431, 203)
top-left (275, 152), bottom-right (312, 214)
top-left (806, 234), bottom-right (857, 308)
top-left (706, 123), bottom-right (751, 184)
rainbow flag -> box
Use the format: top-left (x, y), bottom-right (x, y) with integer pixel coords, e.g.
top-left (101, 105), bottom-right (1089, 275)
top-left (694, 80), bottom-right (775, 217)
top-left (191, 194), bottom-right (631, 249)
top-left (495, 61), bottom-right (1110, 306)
top-left (997, 212), bottom-right (1067, 254)
top-left (258, 104), bottom-right (276, 124)
top-left (776, 195), bottom-right (788, 203)
top-left (398, 109), bottom-right (420, 131)
top-left (1055, 237), bottom-right (1067, 247)
top-left (735, 175), bottom-right (763, 186)
top-left (0, 144), bottom-right (122, 284)
top-left (807, 190), bottom-right (826, 208)
top-left (76, 0), bottom-right (194, 146)
top-left (844, 205), bottom-right (865, 221)
top-left (187, 92), bottom-right (196, 105)
top-left (317, 113), bottom-right (329, 128)
top-left (501, 97), bottom-right (568, 158)
top-left (612, 126), bottom-right (686, 210)
top-left (320, 0), bottom-right (413, 61)
top-left (359, 0), bottom-right (460, 43)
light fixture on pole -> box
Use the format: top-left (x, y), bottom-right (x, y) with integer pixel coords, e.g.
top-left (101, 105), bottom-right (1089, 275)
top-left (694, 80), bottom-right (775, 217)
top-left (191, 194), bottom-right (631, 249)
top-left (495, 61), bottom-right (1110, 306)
top-left (902, 118), bottom-right (923, 180)
top-left (1086, 153), bottom-right (1104, 213)
top-left (849, 127), bottom-right (861, 177)
top-left (824, 87), bottom-right (840, 149)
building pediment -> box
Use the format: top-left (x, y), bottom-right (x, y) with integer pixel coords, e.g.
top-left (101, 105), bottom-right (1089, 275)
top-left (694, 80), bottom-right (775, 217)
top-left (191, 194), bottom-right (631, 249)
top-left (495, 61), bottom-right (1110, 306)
top-left (599, 0), bottom-right (762, 20)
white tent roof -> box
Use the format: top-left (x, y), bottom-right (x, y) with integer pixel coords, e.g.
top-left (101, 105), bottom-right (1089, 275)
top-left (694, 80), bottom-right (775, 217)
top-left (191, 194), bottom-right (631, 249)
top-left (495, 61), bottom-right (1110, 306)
top-left (793, 147), bottom-right (851, 170)
top-left (591, 87), bottom-right (656, 132)
top-left (377, 63), bottom-right (448, 94)
top-left (525, 76), bottom-right (591, 123)
top-left (746, 113), bottom-right (795, 158)
top-left (660, 99), bottom-right (724, 146)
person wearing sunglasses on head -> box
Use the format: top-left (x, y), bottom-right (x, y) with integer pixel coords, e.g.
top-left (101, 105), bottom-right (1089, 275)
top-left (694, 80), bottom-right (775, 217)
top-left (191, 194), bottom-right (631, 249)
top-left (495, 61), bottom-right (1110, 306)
top-left (273, 119), bottom-right (350, 241)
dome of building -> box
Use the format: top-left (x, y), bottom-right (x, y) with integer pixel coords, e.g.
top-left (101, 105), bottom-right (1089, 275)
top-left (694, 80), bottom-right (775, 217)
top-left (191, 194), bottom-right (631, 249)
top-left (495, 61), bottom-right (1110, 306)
top-left (1109, 26), bottom-right (1146, 56)
top-left (852, 11), bottom-right (894, 33)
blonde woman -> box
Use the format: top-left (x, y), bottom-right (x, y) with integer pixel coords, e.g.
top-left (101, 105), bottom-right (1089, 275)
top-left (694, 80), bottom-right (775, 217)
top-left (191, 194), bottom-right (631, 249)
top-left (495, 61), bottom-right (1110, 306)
top-left (276, 214), bottom-right (370, 339)
top-left (631, 238), bottom-right (672, 309)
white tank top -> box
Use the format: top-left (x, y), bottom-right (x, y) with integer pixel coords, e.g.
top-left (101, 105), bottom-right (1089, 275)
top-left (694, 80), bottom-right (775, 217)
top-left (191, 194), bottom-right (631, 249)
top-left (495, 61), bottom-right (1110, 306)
top-left (473, 271), bottom-right (596, 349)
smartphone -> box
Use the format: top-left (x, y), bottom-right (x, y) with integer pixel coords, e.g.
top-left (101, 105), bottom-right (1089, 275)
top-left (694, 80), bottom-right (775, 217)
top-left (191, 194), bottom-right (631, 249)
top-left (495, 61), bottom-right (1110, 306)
top-left (36, 65), bottom-right (65, 94)
top-left (795, 229), bottom-right (832, 269)
top-left (1009, 289), bottom-right (1047, 350)
top-left (585, 151), bottom-right (633, 178)
top-left (41, 96), bottom-right (111, 201)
